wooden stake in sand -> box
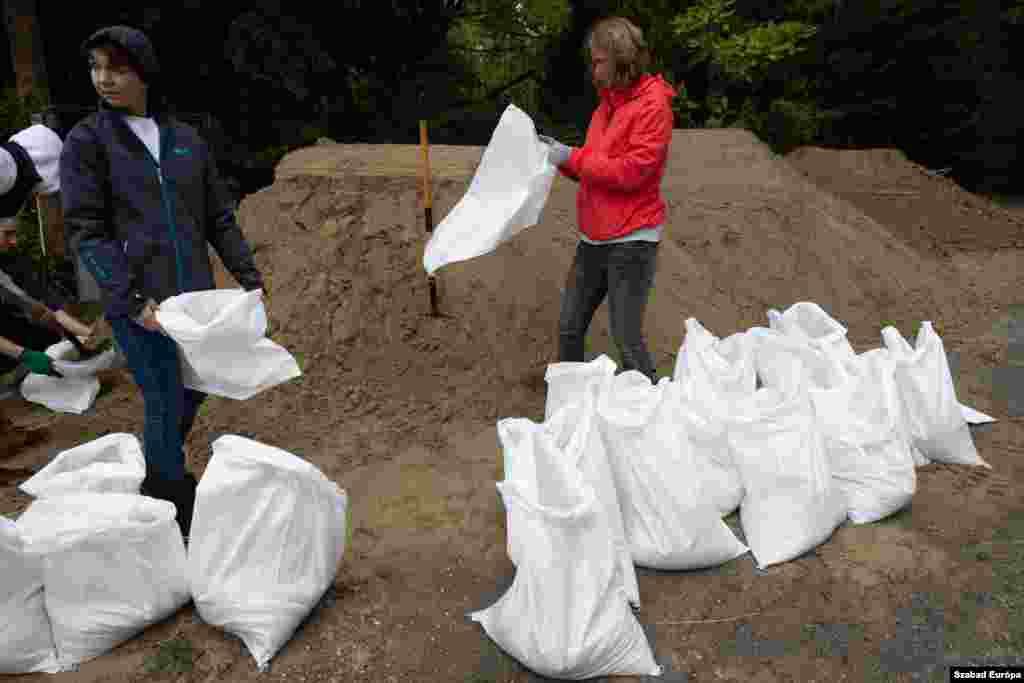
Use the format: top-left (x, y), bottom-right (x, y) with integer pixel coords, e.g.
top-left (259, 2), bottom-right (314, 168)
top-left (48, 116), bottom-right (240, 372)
top-left (420, 119), bottom-right (439, 316)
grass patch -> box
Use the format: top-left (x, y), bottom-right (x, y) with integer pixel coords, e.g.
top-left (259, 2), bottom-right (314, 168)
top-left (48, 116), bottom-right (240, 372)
top-left (142, 636), bottom-right (195, 675)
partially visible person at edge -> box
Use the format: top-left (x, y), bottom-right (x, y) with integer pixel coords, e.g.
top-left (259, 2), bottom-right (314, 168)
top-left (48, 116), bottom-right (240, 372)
top-left (60, 25), bottom-right (267, 540)
top-left (1, 122), bottom-right (103, 383)
top-left (539, 16), bottom-right (676, 384)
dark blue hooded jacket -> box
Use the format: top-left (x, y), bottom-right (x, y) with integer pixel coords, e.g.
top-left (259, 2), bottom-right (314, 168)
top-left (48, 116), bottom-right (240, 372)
top-left (61, 26), bottom-right (263, 320)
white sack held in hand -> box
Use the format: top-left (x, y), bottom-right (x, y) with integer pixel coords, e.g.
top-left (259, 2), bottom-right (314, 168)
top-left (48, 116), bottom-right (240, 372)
top-left (423, 103), bottom-right (557, 275)
top-left (543, 353), bottom-right (617, 422)
top-left (19, 433), bottom-right (145, 498)
top-left (0, 517), bottom-right (59, 675)
top-left (20, 340), bottom-right (102, 414)
top-left (189, 435), bottom-right (349, 671)
top-left (881, 323), bottom-right (989, 468)
top-left (597, 372), bottom-right (748, 570)
top-left (15, 493), bottom-right (189, 671)
top-left (808, 349), bottom-right (916, 525)
top-left (156, 289), bottom-right (301, 400)
top-left (767, 302), bottom-right (857, 361)
top-left (471, 418), bottom-right (661, 679)
top-left (543, 376), bottom-right (640, 606)
top-left (726, 387), bottom-right (848, 569)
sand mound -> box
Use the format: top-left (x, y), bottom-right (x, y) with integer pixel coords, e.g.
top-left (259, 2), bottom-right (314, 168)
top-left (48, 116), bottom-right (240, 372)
top-left (786, 146), bottom-right (1024, 254)
top-left (213, 129), bottom-right (986, 452)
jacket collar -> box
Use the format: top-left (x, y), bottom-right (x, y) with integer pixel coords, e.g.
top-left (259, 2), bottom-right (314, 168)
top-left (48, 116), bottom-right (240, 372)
top-left (600, 74), bottom-right (654, 110)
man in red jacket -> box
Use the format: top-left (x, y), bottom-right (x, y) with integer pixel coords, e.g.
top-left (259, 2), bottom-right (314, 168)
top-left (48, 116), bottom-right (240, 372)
top-left (540, 16), bottom-right (676, 383)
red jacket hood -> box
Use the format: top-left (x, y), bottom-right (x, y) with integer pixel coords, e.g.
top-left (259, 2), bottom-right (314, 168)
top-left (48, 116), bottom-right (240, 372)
top-left (600, 73), bottom-right (676, 111)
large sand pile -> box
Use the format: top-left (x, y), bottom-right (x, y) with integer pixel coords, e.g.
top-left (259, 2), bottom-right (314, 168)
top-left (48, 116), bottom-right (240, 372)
top-left (786, 146), bottom-right (1024, 254)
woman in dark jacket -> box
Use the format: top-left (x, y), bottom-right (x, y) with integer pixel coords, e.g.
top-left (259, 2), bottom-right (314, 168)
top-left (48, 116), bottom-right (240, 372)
top-left (61, 26), bottom-right (266, 539)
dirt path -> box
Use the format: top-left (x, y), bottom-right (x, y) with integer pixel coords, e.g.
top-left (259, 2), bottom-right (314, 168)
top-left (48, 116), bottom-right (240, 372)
top-left (2, 130), bottom-right (1022, 682)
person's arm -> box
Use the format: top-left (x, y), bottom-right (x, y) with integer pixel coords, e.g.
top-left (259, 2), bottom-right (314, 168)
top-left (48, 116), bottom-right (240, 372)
top-left (201, 140), bottom-right (264, 293)
top-left (0, 335), bottom-right (25, 360)
top-left (562, 101), bottom-right (672, 192)
top-left (54, 309), bottom-right (92, 338)
top-left (60, 125), bottom-right (146, 320)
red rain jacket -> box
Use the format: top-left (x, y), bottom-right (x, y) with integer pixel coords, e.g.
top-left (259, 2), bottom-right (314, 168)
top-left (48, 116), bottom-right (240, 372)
top-left (559, 73), bottom-right (677, 242)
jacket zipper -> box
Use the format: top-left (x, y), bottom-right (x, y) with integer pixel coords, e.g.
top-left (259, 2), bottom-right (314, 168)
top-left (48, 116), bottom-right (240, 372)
top-left (149, 126), bottom-right (186, 294)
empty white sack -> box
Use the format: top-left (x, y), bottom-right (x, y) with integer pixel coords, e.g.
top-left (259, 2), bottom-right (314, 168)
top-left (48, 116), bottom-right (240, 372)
top-left (156, 289), bottom-right (301, 400)
top-left (19, 433), bottom-right (145, 498)
top-left (423, 103), bottom-right (557, 275)
top-left (189, 435), bottom-right (349, 670)
top-left (20, 340), bottom-right (102, 414)
top-left (471, 417), bottom-right (661, 679)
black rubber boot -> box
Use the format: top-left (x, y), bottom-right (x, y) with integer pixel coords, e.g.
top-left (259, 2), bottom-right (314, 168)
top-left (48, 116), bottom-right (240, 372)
top-left (139, 472), bottom-right (198, 544)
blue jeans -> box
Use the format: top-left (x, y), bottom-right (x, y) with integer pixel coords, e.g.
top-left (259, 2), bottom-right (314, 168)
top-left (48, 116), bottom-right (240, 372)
top-left (558, 240), bottom-right (659, 381)
top-left (109, 317), bottom-right (206, 483)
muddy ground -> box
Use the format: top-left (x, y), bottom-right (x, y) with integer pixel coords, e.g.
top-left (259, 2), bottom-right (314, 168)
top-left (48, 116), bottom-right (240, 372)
top-left (2, 130), bottom-right (1023, 682)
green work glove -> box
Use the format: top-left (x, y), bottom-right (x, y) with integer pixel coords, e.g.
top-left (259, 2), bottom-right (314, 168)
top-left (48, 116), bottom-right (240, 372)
top-left (19, 349), bottom-right (62, 377)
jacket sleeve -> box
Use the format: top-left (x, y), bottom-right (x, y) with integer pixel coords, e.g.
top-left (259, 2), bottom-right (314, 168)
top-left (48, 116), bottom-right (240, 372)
top-left (1, 259), bottom-right (69, 312)
top-left (60, 125), bottom-right (145, 319)
top-left (563, 99), bottom-right (672, 193)
top-left (202, 141), bottom-right (263, 292)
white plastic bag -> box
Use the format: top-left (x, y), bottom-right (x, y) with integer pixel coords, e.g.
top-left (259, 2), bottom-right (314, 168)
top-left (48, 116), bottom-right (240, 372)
top-left (0, 516), bottom-right (59, 674)
top-left (423, 103), bottom-right (557, 275)
top-left (19, 433), bottom-right (145, 498)
top-left (767, 302), bottom-right (857, 361)
top-left (597, 372), bottom-right (748, 570)
top-left (189, 435), bottom-right (348, 670)
top-left (726, 387), bottom-right (848, 569)
top-left (16, 493), bottom-right (190, 671)
top-left (881, 323), bottom-right (989, 468)
top-left (471, 417), bottom-right (661, 680)
top-left (543, 375), bottom-right (640, 606)
top-left (20, 340), bottom-right (102, 414)
top-left (543, 353), bottom-right (617, 422)
top-left (677, 394), bottom-right (744, 518)
top-left (808, 349), bottom-right (916, 524)
top-left (156, 289), bottom-right (301, 400)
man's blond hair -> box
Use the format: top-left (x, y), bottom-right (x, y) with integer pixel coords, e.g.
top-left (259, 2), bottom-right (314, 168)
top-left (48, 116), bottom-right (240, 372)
top-left (584, 16), bottom-right (651, 89)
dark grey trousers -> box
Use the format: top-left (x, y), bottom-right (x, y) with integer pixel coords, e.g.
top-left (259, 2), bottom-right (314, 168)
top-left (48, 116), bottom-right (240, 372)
top-left (558, 240), bottom-right (659, 382)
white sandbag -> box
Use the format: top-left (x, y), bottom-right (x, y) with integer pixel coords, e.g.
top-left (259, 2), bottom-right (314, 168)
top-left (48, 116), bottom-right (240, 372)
top-left (597, 372), bottom-right (748, 570)
top-left (726, 387), bottom-right (848, 569)
top-left (50, 341), bottom-right (122, 379)
top-left (672, 319), bottom-right (752, 516)
top-left (20, 340), bottom-right (101, 414)
top-left (677, 394), bottom-right (744, 518)
top-left (673, 319), bottom-right (757, 417)
top-left (19, 433), bottom-right (145, 498)
top-left (543, 375), bottom-right (640, 606)
top-left (16, 493), bottom-right (189, 671)
top-left (881, 323), bottom-right (990, 468)
top-left (156, 289), bottom-right (301, 400)
top-left (189, 435), bottom-right (348, 671)
top-left (0, 517), bottom-right (59, 674)
top-left (767, 302), bottom-right (857, 360)
top-left (860, 346), bottom-right (930, 467)
top-left (809, 350), bottom-right (916, 524)
top-left (747, 326), bottom-right (843, 397)
top-left (543, 353), bottom-right (617, 422)
top-left (471, 418), bottom-right (661, 680)
top-left (961, 403), bottom-right (996, 424)
top-left (423, 103), bottom-right (557, 275)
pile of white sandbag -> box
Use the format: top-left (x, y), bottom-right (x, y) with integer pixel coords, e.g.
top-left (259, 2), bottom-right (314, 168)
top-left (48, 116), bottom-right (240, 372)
top-left (473, 301), bottom-right (993, 679)
top-left (2, 433), bottom-right (348, 675)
